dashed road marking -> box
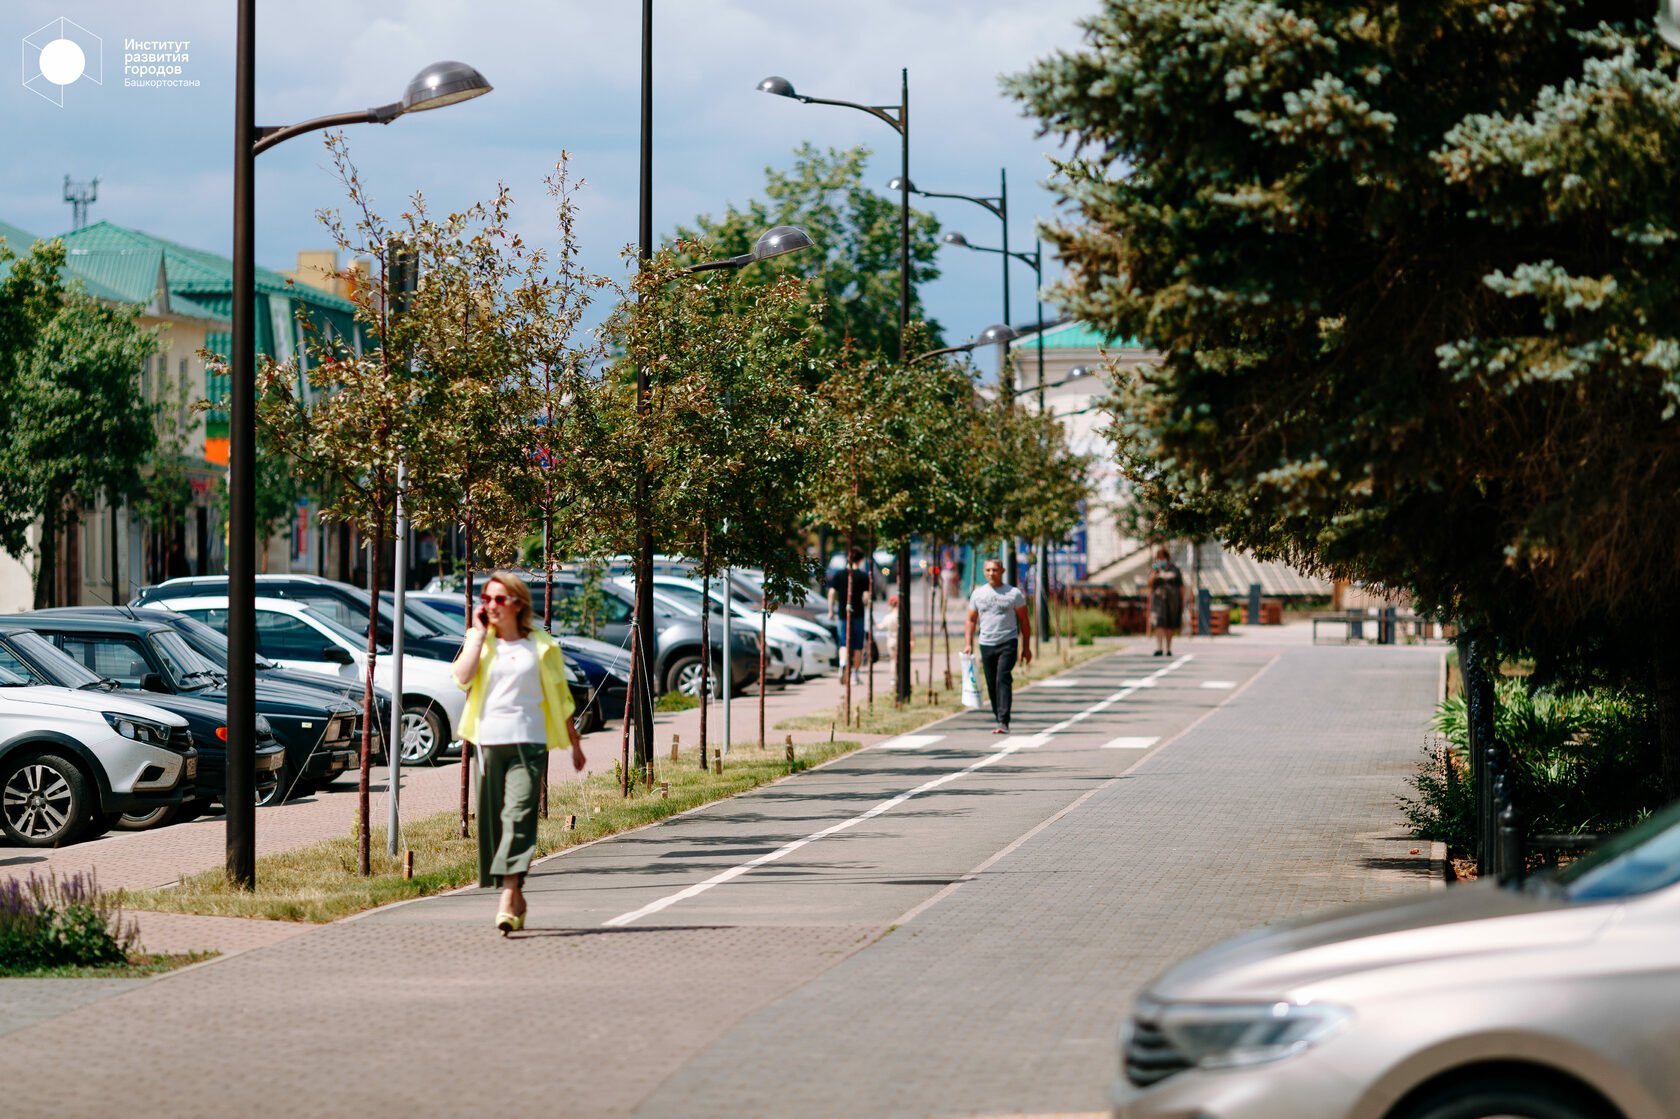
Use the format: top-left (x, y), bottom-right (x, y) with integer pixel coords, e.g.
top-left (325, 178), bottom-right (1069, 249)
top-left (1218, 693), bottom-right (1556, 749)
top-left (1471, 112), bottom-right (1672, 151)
top-left (1201, 680), bottom-right (1236, 689)
top-left (1100, 736), bottom-right (1160, 750)
top-left (875, 734), bottom-right (945, 751)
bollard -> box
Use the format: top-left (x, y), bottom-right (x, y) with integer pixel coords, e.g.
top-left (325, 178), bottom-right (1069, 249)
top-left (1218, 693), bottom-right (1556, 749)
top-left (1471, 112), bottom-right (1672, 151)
top-left (644, 761), bottom-right (653, 788)
top-left (670, 734), bottom-right (680, 762)
top-left (712, 755), bottom-right (722, 776)
top-left (784, 734), bottom-right (792, 754)
top-left (403, 849), bottom-right (414, 880)
top-left (563, 814), bottom-right (576, 831)
top-left (659, 781), bottom-right (670, 799)
top-left (786, 743), bottom-right (795, 766)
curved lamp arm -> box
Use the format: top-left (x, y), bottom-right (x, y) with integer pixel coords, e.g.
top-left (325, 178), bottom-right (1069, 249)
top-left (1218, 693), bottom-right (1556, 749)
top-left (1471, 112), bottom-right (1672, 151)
top-left (254, 105), bottom-right (399, 156)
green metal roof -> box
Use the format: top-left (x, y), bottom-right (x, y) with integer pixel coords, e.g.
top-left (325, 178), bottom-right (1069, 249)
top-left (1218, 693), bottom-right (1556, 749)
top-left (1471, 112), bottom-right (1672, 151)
top-left (0, 219), bottom-right (138, 304)
top-left (55, 221), bottom-right (358, 314)
top-left (1010, 320), bottom-right (1142, 350)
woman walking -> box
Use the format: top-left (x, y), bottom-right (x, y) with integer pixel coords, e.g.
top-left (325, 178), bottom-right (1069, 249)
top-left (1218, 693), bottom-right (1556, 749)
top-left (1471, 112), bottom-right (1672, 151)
top-left (1146, 547), bottom-right (1185, 657)
top-left (453, 571), bottom-right (585, 934)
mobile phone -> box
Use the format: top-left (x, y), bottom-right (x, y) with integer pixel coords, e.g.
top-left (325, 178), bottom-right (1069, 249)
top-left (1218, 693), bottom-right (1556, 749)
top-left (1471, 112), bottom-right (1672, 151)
top-left (476, 607), bottom-right (489, 629)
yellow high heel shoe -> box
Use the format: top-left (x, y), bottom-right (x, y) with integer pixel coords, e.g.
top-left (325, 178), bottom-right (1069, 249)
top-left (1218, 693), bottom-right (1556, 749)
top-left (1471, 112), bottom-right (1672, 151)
top-left (495, 910), bottom-right (525, 935)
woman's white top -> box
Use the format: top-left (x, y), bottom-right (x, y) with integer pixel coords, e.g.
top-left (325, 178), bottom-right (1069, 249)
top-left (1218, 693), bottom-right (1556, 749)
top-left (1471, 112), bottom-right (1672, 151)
top-left (477, 636), bottom-right (543, 745)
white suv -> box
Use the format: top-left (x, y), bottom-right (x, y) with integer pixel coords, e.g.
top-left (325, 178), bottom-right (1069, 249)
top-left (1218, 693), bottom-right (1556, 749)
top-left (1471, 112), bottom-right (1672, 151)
top-left (0, 666), bottom-right (194, 847)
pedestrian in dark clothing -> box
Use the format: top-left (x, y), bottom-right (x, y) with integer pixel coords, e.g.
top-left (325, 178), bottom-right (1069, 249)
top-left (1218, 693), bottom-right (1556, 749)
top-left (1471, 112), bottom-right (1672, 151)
top-left (1147, 547), bottom-right (1185, 656)
top-left (826, 546), bottom-right (871, 684)
top-left (963, 557), bottom-right (1032, 733)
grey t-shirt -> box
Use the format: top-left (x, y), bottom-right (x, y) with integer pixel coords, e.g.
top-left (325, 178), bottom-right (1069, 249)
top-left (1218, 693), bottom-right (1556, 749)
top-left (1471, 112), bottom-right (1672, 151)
top-left (971, 583), bottom-right (1027, 646)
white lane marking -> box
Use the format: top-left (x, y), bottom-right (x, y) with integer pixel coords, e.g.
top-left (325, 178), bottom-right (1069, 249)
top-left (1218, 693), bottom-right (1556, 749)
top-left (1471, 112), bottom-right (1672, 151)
top-left (1037, 678), bottom-right (1083, 688)
top-left (600, 656), bottom-right (1192, 928)
top-left (875, 734), bottom-right (945, 751)
top-left (996, 734), bottom-right (1051, 750)
top-left (1201, 680), bottom-right (1236, 689)
top-left (1036, 655), bottom-right (1191, 739)
top-left (1101, 736), bottom-right (1160, 750)
top-left (1118, 678), bottom-right (1158, 688)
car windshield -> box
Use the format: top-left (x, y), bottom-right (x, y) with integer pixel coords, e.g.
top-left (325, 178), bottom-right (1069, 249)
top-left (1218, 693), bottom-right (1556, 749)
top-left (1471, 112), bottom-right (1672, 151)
top-left (660, 584), bottom-right (726, 615)
top-left (294, 605), bottom-right (373, 649)
top-left (152, 630), bottom-right (224, 690)
top-left (8, 630), bottom-right (106, 688)
top-left (1554, 799), bottom-right (1680, 900)
top-left (0, 664), bottom-right (28, 686)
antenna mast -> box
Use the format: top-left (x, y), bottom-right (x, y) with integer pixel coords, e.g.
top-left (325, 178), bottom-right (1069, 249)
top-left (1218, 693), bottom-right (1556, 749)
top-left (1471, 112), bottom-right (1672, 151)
top-left (63, 174), bottom-right (99, 228)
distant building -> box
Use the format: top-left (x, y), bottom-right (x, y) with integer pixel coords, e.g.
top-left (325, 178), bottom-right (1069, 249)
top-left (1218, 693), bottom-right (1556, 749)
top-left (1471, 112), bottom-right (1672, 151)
top-left (0, 221), bottom-right (365, 609)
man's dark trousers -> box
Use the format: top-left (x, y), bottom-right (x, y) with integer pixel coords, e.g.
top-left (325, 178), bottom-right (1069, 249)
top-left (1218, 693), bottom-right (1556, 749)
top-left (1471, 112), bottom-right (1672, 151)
top-left (979, 639), bottom-right (1018, 728)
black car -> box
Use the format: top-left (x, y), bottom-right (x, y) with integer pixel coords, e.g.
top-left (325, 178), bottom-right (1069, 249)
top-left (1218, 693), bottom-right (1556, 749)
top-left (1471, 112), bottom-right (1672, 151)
top-left (0, 623), bottom-right (284, 824)
top-left (132, 574), bottom-right (460, 661)
top-left (2, 611), bottom-right (356, 805)
top-left (75, 606), bottom-right (393, 767)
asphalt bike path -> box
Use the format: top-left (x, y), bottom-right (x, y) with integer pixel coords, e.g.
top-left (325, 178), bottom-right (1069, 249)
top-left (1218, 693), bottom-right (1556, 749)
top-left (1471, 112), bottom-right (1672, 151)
top-left (359, 647), bottom-right (1272, 932)
top-left (0, 640), bottom-right (1440, 1119)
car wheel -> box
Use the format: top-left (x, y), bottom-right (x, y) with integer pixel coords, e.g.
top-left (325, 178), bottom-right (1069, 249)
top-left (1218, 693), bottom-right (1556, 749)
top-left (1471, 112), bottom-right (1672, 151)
top-left (115, 803), bottom-right (180, 830)
top-left (665, 655), bottom-right (720, 699)
top-left (0, 752), bottom-right (89, 847)
top-left (579, 702), bottom-right (603, 735)
top-left (399, 702), bottom-right (447, 765)
top-left (256, 768), bottom-right (288, 807)
top-left (1400, 1077), bottom-right (1607, 1119)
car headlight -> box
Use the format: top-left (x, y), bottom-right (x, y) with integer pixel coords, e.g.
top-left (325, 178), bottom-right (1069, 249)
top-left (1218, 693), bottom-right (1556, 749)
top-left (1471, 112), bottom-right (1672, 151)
top-left (103, 711), bottom-right (171, 746)
top-left (1142, 1001), bottom-right (1351, 1071)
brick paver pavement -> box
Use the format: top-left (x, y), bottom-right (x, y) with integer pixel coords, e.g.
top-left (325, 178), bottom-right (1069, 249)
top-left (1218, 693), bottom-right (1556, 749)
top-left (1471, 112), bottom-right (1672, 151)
top-left (0, 634), bottom-right (1443, 1119)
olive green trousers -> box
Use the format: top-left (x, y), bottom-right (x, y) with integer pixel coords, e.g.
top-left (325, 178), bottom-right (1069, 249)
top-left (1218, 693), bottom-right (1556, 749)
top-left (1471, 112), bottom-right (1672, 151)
top-left (476, 742), bottom-right (545, 886)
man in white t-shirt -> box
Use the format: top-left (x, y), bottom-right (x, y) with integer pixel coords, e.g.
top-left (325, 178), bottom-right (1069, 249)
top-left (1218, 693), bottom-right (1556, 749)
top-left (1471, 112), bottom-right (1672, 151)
top-left (963, 558), bottom-right (1033, 733)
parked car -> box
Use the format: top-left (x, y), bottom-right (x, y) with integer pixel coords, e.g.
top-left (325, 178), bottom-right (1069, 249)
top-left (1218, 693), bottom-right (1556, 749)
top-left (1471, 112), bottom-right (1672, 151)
top-left (426, 573), bottom-right (761, 697)
top-left (632, 583), bottom-right (796, 686)
top-left (8, 610), bottom-right (359, 804)
top-left (137, 595), bottom-right (481, 765)
top-left (401, 594), bottom-right (622, 732)
top-left (1112, 802), bottom-right (1680, 1119)
top-left (105, 605), bottom-right (393, 756)
top-left (626, 574), bottom-right (838, 680)
top-left (0, 664), bottom-right (197, 846)
top-left (132, 574), bottom-right (462, 662)
top-left (0, 620), bottom-right (285, 821)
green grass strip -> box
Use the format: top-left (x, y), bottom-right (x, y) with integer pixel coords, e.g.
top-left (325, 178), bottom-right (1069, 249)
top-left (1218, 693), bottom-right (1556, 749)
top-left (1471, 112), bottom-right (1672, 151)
top-left (120, 739), bottom-right (861, 924)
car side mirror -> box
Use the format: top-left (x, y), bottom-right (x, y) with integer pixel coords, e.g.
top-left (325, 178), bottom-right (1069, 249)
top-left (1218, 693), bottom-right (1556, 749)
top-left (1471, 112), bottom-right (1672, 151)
top-left (140, 672), bottom-right (168, 693)
top-left (323, 645), bottom-right (354, 665)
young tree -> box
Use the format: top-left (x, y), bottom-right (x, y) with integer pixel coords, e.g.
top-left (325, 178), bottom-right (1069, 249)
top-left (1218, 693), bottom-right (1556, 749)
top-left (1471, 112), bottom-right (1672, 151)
top-left (1009, 1), bottom-right (1680, 795)
top-left (601, 246), bottom-right (826, 765)
top-left (7, 291), bottom-right (157, 606)
top-left (674, 144), bottom-right (945, 362)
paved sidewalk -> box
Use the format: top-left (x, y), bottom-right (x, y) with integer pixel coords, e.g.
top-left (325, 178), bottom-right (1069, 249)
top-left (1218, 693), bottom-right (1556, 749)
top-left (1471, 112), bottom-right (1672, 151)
top-left (0, 636), bottom-right (1443, 1119)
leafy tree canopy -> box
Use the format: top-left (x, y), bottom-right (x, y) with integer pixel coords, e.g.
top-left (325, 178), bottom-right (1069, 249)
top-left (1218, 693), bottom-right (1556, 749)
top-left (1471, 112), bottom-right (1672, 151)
top-left (673, 144), bottom-right (944, 364)
top-left (1008, 0), bottom-right (1675, 661)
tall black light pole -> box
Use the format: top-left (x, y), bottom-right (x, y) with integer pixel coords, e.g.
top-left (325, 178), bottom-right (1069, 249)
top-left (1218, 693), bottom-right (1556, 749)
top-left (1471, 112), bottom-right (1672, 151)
top-left (757, 70), bottom-right (915, 702)
top-left (633, 0), bottom-right (657, 770)
top-left (889, 171), bottom-right (1009, 326)
top-left (229, 1), bottom-right (489, 888)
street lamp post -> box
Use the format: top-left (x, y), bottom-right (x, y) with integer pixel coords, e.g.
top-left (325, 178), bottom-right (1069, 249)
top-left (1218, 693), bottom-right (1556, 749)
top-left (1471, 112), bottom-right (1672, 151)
top-left (889, 172), bottom-right (1009, 335)
top-left (229, 0), bottom-right (488, 887)
top-left (633, 0), bottom-right (658, 776)
top-left (757, 70), bottom-right (916, 703)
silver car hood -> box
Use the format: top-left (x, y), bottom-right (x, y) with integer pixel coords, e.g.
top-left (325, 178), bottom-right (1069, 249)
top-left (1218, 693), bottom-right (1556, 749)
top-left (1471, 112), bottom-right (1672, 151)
top-left (1149, 883), bottom-right (1619, 1002)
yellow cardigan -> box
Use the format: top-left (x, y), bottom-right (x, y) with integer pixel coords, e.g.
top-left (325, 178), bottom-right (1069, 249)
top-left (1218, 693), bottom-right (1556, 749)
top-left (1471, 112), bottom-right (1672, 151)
top-left (456, 628), bottom-right (576, 749)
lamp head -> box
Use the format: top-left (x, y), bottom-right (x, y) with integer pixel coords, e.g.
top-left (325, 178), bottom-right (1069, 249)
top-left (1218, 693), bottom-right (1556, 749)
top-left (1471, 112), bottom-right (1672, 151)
top-left (1661, 0), bottom-right (1680, 49)
top-left (943, 232), bottom-right (970, 248)
top-left (975, 323), bottom-right (1020, 347)
top-left (756, 76), bottom-right (799, 99)
top-left (1067, 365), bottom-right (1092, 379)
top-left (751, 225), bottom-right (815, 262)
top-left (401, 61), bottom-right (492, 113)
top-left (887, 176), bottom-right (918, 193)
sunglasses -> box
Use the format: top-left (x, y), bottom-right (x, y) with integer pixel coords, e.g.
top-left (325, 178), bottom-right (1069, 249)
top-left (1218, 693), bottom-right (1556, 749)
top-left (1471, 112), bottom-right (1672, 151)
top-left (479, 593), bottom-right (514, 606)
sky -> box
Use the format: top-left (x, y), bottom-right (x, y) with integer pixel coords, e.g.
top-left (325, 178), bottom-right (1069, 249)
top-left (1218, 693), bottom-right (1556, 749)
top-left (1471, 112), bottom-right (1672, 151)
top-left (3, 0), bottom-right (1096, 345)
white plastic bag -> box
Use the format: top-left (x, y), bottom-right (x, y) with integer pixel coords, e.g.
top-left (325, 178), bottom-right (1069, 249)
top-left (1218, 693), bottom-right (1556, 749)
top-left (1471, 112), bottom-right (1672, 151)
top-left (960, 652), bottom-right (982, 709)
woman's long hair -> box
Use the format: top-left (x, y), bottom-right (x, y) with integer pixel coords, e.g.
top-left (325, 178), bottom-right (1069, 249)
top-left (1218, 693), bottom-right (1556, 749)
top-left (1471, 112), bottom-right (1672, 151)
top-left (485, 570), bottom-right (535, 638)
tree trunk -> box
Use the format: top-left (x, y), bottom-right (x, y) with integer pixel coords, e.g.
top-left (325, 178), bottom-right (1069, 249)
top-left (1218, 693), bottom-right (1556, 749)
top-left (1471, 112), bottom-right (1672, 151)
top-left (699, 525), bottom-right (710, 771)
top-left (1653, 646), bottom-right (1680, 805)
top-left (843, 523), bottom-right (855, 725)
top-left (34, 500), bottom-right (59, 609)
top-left (358, 514), bottom-right (384, 876)
top-left (759, 607), bottom-right (768, 749)
top-left (927, 534), bottom-right (938, 704)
